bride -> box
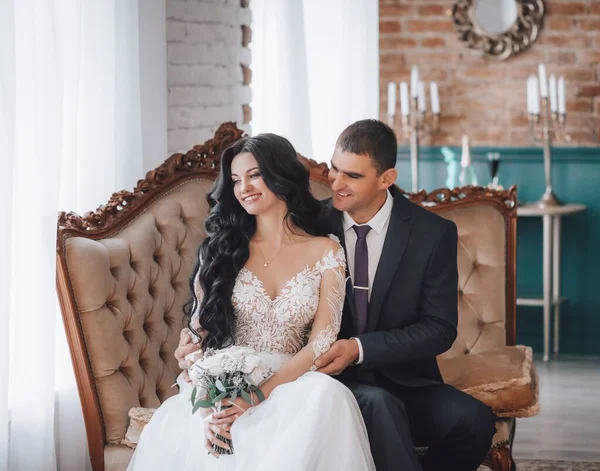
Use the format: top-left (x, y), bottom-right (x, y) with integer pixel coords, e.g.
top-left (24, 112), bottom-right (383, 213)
top-left (127, 134), bottom-right (375, 470)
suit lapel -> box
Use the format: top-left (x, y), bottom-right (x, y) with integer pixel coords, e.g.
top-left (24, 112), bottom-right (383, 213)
top-left (367, 193), bottom-right (412, 332)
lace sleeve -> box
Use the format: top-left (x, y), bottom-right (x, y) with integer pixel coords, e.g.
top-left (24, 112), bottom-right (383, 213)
top-left (307, 237), bottom-right (347, 370)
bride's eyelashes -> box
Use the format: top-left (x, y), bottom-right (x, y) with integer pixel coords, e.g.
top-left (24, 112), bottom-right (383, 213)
top-left (231, 172), bottom-right (261, 186)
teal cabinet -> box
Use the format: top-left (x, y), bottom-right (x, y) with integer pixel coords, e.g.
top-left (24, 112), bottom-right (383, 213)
top-left (396, 147), bottom-right (600, 356)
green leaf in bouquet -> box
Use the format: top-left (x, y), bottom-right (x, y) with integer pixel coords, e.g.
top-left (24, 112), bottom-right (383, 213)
top-left (241, 390), bottom-right (252, 405)
top-left (214, 391), bottom-right (228, 403)
top-left (253, 387), bottom-right (265, 404)
top-left (190, 386), bottom-right (197, 405)
top-left (215, 379), bottom-right (226, 393)
top-left (192, 398), bottom-right (214, 414)
top-left (230, 390), bottom-right (238, 403)
top-left (209, 387), bottom-right (217, 401)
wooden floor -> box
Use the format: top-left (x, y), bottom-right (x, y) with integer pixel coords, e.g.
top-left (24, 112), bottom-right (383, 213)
top-left (513, 356), bottom-right (600, 462)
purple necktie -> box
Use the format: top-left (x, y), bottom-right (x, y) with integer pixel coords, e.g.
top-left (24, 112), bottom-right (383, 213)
top-left (353, 225), bottom-right (371, 334)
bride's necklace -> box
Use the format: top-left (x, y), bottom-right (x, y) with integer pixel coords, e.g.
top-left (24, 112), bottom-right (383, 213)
top-left (257, 241), bottom-right (283, 268)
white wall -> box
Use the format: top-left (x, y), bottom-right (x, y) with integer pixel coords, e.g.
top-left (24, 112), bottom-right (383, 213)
top-left (166, 0), bottom-right (252, 154)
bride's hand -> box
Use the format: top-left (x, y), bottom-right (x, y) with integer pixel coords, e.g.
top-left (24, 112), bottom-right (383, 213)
top-left (204, 420), bottom-right (231, 457)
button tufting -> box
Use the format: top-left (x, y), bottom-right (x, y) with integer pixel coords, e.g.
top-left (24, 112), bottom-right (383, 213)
top-left (153, 253), bottom-right (159, 263)
top-left (463, 348), bottom-right (470, 354)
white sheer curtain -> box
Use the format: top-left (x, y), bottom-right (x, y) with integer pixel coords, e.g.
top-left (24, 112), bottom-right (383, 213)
top-left (0, 1), bottom-right (167, 469)
top-left (251, 0), bottom-right (379, 162)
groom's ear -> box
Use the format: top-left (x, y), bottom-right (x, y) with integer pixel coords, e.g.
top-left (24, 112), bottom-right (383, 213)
top-left (379, 168), bottom-right (398, 189)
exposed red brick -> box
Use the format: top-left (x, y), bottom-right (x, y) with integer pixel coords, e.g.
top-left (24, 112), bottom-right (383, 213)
top-left (549, 67), bottom-right (596, 82)
top-left (379, 5), bottom-right (415, 17)
top-left (405, 20), bottom-right (455, 33)
top-left (241, 25), bottom-right (251, 47)
top-left (380, 52), bottom-right (405, 70)
top-left (380, 36), bottom-right (417, 49)
top-left (380, 21), bottom-right (402, 34)
top-left (242, 104), bottom-right (252, 124)
top-left (511, 115), bottom-right (531, 127)
top-left (417, 5), bottom-right (448, 16)
top-left (242, 65), bottom-right (252, 85)
top-left (548, 2), bottom-right (587, 15)
top-left (567, 98), bottom-right (592, 113)
top-left (547, 17), bottom-right (575, 31)
top-left (456, 66), bottom-right (506, 81)
top-left (577, 50), bottom-right (600, 65)
top-left (420, 37), bottom-right (446, 48)
top-left (577, 85), bottom-right (600, 97)
top-left (538, 34), bottom-right (591, 48)
top-left (546, 51), bottom-right (578, 65)
top-left (592, 3), bottom-right (600, 14)
top-left (578, 19), bottom-right (600, 31)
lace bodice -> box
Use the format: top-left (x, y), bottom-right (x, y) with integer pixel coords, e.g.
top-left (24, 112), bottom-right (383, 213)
top-left (191, 235), bottom-right (346, 365)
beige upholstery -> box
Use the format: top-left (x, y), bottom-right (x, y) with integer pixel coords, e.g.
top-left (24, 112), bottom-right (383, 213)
top-left (57, 126), bottom-right (534, 471)
top-left (439, 345), bottom-right (539, 417)
top-left (437, 205), bottom-right (508, 360)
top-left (64, 179), bottom-right (213, 446)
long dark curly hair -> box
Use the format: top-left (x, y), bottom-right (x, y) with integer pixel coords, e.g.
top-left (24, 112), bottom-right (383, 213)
top-left (185, 134), bottom-right (326, 350)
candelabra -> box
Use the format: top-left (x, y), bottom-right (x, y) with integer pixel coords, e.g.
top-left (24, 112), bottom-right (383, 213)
top-left (387, 66), bottom-right (441, 193)
top-left (400, 99), bottom-right (440, 193)
top-left (528, 64), bottom-right (568, 208)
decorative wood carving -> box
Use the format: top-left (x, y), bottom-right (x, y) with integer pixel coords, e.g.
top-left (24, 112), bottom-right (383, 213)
top-left (452, 0), bottom-right (545, 61)
top-left (57, 122), bottom-right (243, 239)
top-left (482, 445), bottom-right (515, 471)
top-left (296, 154), bottom-right (331, 185)
top-left (402, 185), bottom-right (517, 211)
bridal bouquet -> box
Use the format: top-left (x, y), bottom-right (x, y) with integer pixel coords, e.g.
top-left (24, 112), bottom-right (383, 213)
top-left (186, 346), bottom-right (270, 455)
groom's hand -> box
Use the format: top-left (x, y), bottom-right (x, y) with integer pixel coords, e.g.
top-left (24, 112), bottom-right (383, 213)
top-left (314, 339), bottom-right (359, 376)
top-left (174, 328), bottom-right (200, 382)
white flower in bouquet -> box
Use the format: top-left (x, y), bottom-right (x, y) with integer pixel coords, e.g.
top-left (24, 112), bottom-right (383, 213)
top-left (185, 345), bottom-right (271, 456)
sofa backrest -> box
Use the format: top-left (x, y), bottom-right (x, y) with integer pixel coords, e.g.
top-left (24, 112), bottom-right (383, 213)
top-left (56, 123), bottom-right (516, 470)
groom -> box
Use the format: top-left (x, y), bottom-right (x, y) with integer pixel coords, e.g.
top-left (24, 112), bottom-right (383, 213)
top-left (314, 119), bottom-right (496, 471)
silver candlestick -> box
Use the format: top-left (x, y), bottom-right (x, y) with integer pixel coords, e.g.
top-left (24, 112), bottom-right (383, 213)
top-left (400, 97), bottom-right (440, 193)
top-left (529, 97), bottom-right (567, 207)
top-left (528, 67), bottom-right (568, 208)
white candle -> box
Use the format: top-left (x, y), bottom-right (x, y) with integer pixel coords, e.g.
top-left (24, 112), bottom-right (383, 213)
top-left (430, 82), bottom-right (440, 114)
top-left (400, 82), bottom-right (410, 116)
top-left (549, 75), bottom-right (557, 112)
top-left (461, 135), bottom-right (471, 167)
top-left (527, 75), bottom-right (533, 114)
top-left (558, 76), bottom-right (566, 114)
top-left (418, 81), bottom-right (426, 112)
top-left (410, 65), bottom-right (419, 98)
top-left (530, 74), bottom-right (540, 115)
top-left (387, 82), bottom-right (396, 116)
top-left (538, 63), bottom-right (548, 98)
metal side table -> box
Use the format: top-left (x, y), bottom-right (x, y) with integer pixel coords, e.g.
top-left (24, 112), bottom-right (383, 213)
top-left (517, 203), bottom-right (587, 361)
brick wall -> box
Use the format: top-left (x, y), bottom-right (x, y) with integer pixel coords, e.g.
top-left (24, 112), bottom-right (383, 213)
top-left (167, 0), bottom-right (252, 154)
top-left (379, 0), bottom-right (600, 146)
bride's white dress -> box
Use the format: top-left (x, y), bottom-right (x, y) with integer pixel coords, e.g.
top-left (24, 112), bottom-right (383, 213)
top-left (128, 235), bottom-right (375, 471)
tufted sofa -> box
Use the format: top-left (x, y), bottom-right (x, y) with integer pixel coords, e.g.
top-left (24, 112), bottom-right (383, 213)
top-left (56, 123), bottom-right (538, 471)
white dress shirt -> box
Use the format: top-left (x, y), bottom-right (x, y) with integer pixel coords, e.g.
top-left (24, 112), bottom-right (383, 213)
top-left (343, 190), bottom-right (393, 364)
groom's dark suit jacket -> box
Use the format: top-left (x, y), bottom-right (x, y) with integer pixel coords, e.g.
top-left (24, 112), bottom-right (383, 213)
top-left (321, 185), bottom-right (459, 389)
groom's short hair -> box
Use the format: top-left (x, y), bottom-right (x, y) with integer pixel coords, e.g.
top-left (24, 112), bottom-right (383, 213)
top-left (335, 119), bottom-right (397, 175)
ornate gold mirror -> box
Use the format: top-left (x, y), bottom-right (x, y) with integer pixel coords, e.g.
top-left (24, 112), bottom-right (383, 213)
top-left (451, 0), bottom-right (545, 60)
